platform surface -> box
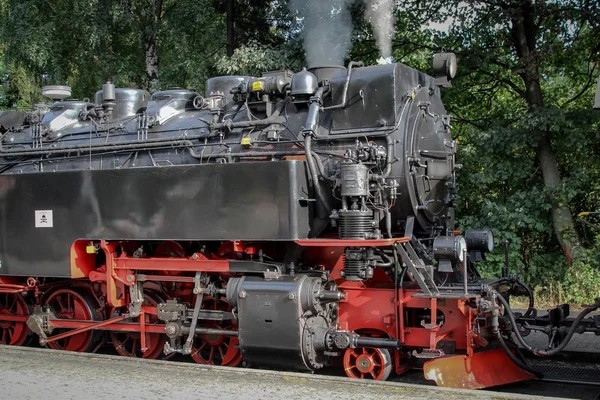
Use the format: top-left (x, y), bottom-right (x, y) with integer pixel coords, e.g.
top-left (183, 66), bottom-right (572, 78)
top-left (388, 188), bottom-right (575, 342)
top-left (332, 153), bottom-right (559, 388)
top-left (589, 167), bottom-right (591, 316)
top-left (0, 345), bottom-right (564, 400)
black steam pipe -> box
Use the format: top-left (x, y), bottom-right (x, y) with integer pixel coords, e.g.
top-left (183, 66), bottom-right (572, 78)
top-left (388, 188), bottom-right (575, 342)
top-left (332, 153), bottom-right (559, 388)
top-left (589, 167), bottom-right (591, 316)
top-left (190, 149), bottom-right (303, 161)
top-left (305, 135), bottom-right (330, 212)
top-left (303, 86), bottom-right (326, 136)
top-left (374, 249), bottom-right (393, 268)
top-left (495, 292), bottom-right (600, 357)
top-left (496, 332), bottom-right (544, 378)
top-left (518, 280), bottom-right (535, 318)
top-left (188, 148), bottom-right (332, 183)
top-left (487, 276), bottom-right (534, 322)
top-left (301, 86), bottom-right (331, 213)
top-left (12, 139), bottom-right (332, 182)
top-left (355, 336), bottom-right (399, 349)
top-left (385, 210), bottom-right (392, 238)
top-left (311, 152), bottom-right (335, 181)
top-left (211, 100), bottom-right (287, 130)
top-left (0, 135), bottom-right (207, 158)
top-left (321, 61), bottom-right (364, 111)
top-left (399, 265), bottom-right (407, 287)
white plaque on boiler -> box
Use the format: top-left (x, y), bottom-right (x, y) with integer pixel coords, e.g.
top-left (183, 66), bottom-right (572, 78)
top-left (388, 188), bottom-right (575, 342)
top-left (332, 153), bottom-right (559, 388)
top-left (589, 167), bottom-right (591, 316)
top-left (35, 210), bottom-right (53, 228)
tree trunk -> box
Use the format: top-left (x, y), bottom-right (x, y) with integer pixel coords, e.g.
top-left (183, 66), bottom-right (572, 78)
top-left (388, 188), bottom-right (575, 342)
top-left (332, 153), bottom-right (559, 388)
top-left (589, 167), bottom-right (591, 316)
top-left (226, 0), bottom-right (235, 57)
top-left (145, 0), bottom-right (163, 91)
top-left (146, 32), bottom-right (159, 90)
top-left (509, 1), bottom-right (579, 264)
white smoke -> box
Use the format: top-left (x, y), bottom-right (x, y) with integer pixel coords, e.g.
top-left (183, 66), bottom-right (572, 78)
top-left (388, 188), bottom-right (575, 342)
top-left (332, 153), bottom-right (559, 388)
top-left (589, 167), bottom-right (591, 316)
top-left (363, 0), bottom-right (396, 59)
top-left (288, 0), bottom-right (355, 67)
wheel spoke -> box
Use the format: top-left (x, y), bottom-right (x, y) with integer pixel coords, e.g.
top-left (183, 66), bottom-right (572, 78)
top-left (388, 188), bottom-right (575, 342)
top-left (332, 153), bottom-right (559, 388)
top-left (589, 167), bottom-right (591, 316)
top-left (208, 345), bottom-right (215, 363)
top-left (55, 297), bottom-right (66, 312)
top-left (131, 339), bottom-right (138, 356)
top-left (8, 297), bottom-right (18, 312)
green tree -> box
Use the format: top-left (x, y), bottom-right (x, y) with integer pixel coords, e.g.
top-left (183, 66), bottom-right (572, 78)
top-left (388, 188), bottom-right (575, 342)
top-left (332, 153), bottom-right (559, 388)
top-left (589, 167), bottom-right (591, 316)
top-left (419, 0), bottom-right (600, 301)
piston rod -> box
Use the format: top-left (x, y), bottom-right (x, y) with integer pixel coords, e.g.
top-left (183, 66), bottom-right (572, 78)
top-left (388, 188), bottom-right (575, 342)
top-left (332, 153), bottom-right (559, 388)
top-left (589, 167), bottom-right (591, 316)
top-left (355, 336), bottom-right (399, 349)
top-left (181, 326), bottom-right (239, 337)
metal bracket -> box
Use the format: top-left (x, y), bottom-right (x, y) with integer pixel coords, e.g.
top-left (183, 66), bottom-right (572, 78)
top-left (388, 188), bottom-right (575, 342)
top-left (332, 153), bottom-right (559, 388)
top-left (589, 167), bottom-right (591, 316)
top-left (128, 281), bottom-right (144, 318)
top-left (193, 272), bottom-right (202, 295)
top-left (182, 272), bottom-right (206, 355)
top-left (26, 306), bottom-right (52, 342)
top-left (263, 269), bottom-right (281, 280)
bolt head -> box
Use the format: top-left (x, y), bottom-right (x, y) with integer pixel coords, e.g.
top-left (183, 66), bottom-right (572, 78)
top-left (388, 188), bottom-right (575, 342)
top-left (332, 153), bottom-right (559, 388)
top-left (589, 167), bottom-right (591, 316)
top-left (239, 291), bottom-right (247, 299)
top-left (165, 324), bottom-right (177, 337)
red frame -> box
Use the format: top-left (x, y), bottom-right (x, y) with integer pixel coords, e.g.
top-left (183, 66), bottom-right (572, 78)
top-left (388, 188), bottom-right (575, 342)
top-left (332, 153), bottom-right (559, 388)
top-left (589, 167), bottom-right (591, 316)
top-left (1, 238), bottom-right (482, 378)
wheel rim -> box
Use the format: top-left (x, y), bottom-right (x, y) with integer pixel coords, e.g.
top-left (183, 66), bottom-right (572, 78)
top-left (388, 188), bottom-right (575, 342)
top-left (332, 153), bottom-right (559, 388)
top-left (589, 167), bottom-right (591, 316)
top-left (343, 347), bottom-right (392, 380)
top-left (191, 295), bottom-right (241, 367)
top-left (44, 289), bottom-right (96, 352)
top-left (110, 292), bottom-right (165, 359)
top-left (0, 292), bottom-right (30, 346)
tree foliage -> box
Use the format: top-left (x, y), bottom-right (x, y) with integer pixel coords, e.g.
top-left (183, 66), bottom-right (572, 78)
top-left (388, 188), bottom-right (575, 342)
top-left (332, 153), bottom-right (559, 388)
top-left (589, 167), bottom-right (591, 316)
top-left (423, 0), bottom-right (600, 302)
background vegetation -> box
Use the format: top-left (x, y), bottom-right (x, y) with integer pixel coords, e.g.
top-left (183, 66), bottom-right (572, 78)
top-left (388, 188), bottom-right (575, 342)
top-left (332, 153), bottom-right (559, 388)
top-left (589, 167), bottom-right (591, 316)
top-left (1, 0), bottom-right (598, 304)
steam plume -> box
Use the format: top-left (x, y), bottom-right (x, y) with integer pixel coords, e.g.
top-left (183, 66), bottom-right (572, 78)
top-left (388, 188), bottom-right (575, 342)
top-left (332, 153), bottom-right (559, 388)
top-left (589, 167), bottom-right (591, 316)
top-left (363, 0), bottom-right (396, 60)
top-left (288, 0), bottom-right (354, 67)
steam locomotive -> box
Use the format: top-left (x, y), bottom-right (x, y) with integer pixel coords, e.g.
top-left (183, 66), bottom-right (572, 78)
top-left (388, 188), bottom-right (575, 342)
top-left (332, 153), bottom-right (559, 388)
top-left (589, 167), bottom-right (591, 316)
top-left (0, 55), bottom-right (598, 389)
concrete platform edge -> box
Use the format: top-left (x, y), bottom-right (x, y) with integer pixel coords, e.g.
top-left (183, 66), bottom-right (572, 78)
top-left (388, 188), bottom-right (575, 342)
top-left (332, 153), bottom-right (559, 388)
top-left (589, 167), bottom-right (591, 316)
top-left (0, 345), bottom-right (568, 400)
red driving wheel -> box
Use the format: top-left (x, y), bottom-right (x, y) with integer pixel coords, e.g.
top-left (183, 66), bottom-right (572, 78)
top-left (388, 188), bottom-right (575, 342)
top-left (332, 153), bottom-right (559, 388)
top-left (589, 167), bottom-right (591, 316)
top-left (343, 347), bottom-right (392, 381)
top-left (110, 291), bottom-right (166, 359)
top-left (154, 241), bottom-right (187, 278)
top-left (44, 289), bottom-right (99, 352)
top-left (0, 292), bottom-right (30, 346)
top-left (191, 295), bottom-right (241, 367)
